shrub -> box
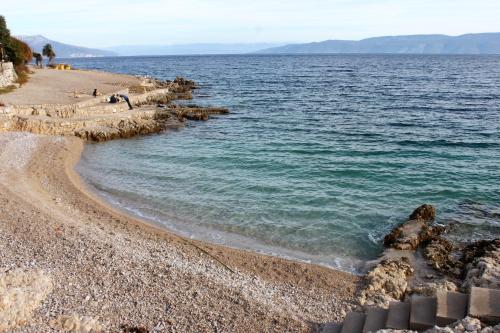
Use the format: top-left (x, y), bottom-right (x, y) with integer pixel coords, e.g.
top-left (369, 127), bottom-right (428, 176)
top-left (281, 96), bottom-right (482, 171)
top-left (0, 85), bottom-right (16, 95)
top-left (16, 68), bottom-right (29, 85)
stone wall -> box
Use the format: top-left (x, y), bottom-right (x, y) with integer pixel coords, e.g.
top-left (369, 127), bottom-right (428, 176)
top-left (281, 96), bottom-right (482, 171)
top-left (0, 62), bottom-right (18, 88)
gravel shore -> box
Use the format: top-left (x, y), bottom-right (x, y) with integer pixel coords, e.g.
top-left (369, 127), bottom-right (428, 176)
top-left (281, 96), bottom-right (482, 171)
top-left (0, 132), bottom-right (359, 332)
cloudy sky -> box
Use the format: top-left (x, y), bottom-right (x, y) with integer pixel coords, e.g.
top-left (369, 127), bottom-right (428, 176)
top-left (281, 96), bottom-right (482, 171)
top-left (3, 0), bottom-right (500, 48)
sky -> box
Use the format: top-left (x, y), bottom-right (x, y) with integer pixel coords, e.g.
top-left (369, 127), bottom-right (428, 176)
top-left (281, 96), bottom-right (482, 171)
top-left (2, 0), bottom-right (500, 48)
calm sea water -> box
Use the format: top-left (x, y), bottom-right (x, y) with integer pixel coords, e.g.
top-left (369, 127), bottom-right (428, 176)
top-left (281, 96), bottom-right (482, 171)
top-left (68, 55), bottom-right (500, 272)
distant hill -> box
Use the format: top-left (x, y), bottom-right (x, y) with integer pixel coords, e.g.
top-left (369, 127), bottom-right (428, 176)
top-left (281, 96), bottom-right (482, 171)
top-left (106, 43), bottom-right (286, 56)
top-left (17, 35), bottom-right (117, 58)
top-left (256, 33), bottom-right (500, 55)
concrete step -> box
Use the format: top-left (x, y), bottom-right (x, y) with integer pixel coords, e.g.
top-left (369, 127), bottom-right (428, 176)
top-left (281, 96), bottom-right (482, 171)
top-left (410, 295), bottom-right (437, 331)
top-left (386, 301), bottom-right (410, 330)
top-left (363, 307), bottom-right (388, 333)
top-left (321, 322), bottom-right (342, 333)
top-left (340, 312), bottom-right (366, 333)
top-left (436, 291), bottom-right (468, 326)
top-left (468, 287), bottom-right (500, 322)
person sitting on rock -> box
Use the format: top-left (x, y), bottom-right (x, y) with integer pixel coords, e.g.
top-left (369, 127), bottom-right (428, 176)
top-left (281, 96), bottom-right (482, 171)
top-left (109, 94), bottom-right (119, 103)
top-left (92, 89), bottom-right (102, 97)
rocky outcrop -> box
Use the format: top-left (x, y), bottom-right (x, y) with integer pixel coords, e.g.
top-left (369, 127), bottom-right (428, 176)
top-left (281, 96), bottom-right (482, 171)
top-left (384, 204), bottom-right (440, 251)
top-left (462, 239), bottom-right (500, 290)
top-left (364, 205), bottom-right (499, 333)
top-left (409, 204), bottom-right (436, 221)
top-left (421, 238), bottom-right (500, 289)
top-left (0, 77), bottom-right (229, 142)
top-left (171, 105), bottom-right (229, 121)
top-left (73, 110), bottom-right (180, 142)
top-left (359, 257), bottom-right (414, 308)
top-left (173, 77), bottom-right (196, 90)
top-left (423, 237), bottom-right (462, 277)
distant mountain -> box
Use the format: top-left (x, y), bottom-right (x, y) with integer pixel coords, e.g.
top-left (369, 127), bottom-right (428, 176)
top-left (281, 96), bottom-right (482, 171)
top-left (106, 43), bottom-right (286, 56)
top-left (17, 35), bottom-right (117, 58)
top-left (256, 33), bottom-right (500, 55)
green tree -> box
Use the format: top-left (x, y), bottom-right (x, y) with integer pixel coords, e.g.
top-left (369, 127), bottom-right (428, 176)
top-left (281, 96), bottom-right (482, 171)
top-left (0, 15), bottom-right (32, 84)
top-left (0, 16), bottom-right (10, 45)
top-left (0, 15), bottom-right (12, 62)
top-left (42, 43), bottom-right (56, 64)
top-left (0, 16), bottom-right (32, 67)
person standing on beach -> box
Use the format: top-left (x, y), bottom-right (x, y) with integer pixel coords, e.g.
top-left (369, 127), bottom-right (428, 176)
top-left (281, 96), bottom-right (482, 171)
top-left (119, 94), bottom-right (134, 110)
top-left (33, 52), bottom-right (43, 68)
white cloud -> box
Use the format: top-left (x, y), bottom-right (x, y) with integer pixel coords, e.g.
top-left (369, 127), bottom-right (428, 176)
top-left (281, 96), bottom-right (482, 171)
top-left (3, 0), bottom-right (500, 47)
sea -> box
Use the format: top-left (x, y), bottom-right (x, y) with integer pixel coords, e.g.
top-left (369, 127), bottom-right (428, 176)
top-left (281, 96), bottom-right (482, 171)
top-left (66, 54), bottom-right (500, 272)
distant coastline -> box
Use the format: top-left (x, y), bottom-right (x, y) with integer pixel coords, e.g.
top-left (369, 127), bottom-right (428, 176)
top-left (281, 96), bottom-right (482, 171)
top-left (18, 32), bottom-right (500, 57)
top-left (256, 32), bottom-right (500, 55)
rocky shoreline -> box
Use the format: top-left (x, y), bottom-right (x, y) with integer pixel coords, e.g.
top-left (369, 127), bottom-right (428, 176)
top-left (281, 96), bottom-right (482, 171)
top-left (1, 75), bottom-right (229, 142)
top-left (356, 204), bottom-right (499, 332)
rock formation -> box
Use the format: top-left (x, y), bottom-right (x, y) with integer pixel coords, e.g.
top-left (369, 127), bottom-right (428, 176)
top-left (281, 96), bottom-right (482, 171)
top-left (0, 77), bottom-right (229, 142)
top-left (384, 204), bottom-right (441, 250)
top-left (462, 239), bottom-right (500, 290)
top-left (359, 257), bottom-right (414, 308)
top-left (423, 237), bottom-right (462, 277)
top-left (361, 204), bottom-right (499, 313)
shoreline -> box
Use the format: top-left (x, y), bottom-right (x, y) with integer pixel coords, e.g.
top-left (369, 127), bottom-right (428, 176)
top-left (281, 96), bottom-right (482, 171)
top-left (74, 135), bottom-right (363, 274)
top-left (76, 155), bottom-right (367, 274)
top-left (0, 68), bottom-right (360, 331)
top-left (0, 132), bottom-right (359, 332)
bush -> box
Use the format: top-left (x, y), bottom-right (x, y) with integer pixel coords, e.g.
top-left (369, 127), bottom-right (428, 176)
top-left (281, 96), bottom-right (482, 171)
top-left (0, 86), bottom-right (16, 95)
top-left (15, 68), bottom-right (29, 85)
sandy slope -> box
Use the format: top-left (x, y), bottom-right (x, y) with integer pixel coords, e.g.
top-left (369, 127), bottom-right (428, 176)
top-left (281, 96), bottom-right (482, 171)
top-left (0, 132), bottom-right (359, 332)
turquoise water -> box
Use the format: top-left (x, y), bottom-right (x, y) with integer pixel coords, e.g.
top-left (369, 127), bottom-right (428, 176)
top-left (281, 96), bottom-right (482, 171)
top-left (69, 55), bottom-right (500, 271)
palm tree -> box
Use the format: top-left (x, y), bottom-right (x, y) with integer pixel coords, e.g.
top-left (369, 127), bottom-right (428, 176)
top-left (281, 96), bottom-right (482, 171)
top-left (42, 43), bottom-right (56, 64)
